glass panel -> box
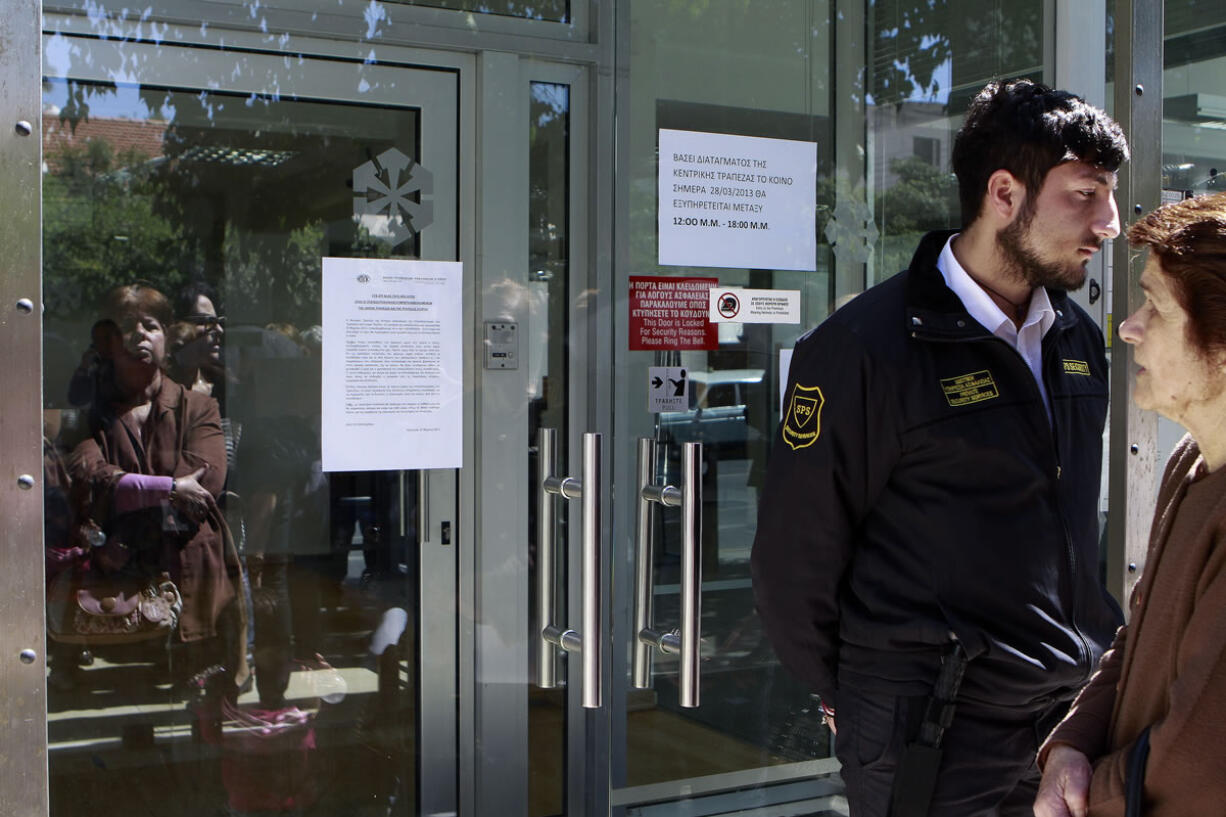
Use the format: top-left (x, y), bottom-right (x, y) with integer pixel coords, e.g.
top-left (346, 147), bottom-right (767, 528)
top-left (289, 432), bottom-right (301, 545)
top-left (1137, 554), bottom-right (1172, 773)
top-left (868, 0), bottom-right (1046, 284)
top-left (42, 72), bottom-right (429, 817)
top-left (618, 0), bottom-right (835, 794)
top-left (394, 0), bottom-right (568, 23)
top-left (527, 80), bottom-right (570, 817)
top-left (618, 0), bottom-right (1054, 805)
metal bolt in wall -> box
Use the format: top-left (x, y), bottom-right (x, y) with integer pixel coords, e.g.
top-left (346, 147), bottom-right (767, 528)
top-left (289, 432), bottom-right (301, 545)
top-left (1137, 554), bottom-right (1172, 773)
top-left (17, 474), bottom-right (34, 490)
top-left (16, 298), bottom-right (33, 314)
top-left (19, 649), bottom-right (36, 664)
top-left (15, 120), bottom-right (32, 136)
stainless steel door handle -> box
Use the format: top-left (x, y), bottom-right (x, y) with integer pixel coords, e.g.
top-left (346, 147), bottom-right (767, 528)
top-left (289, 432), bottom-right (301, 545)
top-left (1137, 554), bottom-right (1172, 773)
top-left (632, 438), bottom-right (703, 708)
top-left (535, 427), bottom-right (605, 709)
top-left (677, 441), bottom-right (702, 708)
top-left (580, 432), bottom-right (603, 709)
top-left (537, 428), bottom-right (558, 689)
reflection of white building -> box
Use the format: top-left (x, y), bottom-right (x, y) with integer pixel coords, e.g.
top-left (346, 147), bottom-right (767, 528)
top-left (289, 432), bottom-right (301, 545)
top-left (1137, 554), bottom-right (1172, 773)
top-left (868, 100), bottom-right (954, 190)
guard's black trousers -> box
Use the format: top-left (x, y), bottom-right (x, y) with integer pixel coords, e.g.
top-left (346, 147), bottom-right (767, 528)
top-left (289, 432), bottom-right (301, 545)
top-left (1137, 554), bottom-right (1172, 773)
top-left (834, 685), bottom-right (1068, 817)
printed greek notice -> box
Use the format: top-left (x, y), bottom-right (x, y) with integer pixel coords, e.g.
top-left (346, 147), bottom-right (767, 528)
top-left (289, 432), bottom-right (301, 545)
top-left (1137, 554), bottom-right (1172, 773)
top-left (658, 129), bottom-right (817, 271)
top-left (322, 257), bottom-right (463, 471)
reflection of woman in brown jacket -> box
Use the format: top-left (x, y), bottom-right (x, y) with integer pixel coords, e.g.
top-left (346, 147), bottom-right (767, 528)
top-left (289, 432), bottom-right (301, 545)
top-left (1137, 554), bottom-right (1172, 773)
top-left (69, 284), bottom-right (246, 683)
top-left (1035, 194), bottom-right (1226, 816)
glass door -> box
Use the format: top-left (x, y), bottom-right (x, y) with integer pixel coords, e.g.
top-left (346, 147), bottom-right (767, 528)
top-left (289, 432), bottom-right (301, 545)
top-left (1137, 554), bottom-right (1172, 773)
top-left (40, 28), bottom-right (465, 817)
top-left (600, 2), bottom-right (1060, 815)
top-left (522, 24), bottom-right (841, 812)
top-left (602, 4), bottom-right (842, 815)
top-left (519, 7), bottom-right (843, 812)
top-left (531, 2), bottom-right (1060, 816)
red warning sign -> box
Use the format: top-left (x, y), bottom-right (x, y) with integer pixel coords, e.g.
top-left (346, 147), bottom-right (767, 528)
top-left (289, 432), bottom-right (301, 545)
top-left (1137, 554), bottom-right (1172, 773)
top-left (629, 276), bottom-right (718, 351)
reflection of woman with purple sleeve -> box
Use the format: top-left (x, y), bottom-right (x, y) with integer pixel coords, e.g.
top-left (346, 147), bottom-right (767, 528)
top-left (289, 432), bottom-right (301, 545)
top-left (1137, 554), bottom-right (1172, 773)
top-left (67, 284), bottom-right (248, 688)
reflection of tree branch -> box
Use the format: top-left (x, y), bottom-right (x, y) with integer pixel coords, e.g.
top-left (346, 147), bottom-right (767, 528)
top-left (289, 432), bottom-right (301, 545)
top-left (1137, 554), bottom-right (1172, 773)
top-left (870, 2), bottom-right (1041, 106)
top-left (876, 156), bottom-right (958, 234)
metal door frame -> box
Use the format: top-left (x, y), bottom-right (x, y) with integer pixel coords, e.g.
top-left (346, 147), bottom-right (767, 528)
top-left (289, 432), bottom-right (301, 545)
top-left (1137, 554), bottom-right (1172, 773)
top-left (0, 0), bottom-right (50, 812)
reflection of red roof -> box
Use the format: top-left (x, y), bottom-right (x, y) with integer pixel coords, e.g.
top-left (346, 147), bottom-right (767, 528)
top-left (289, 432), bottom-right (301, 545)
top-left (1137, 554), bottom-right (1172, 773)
top-left (42, 113), bottom-right (166, 171)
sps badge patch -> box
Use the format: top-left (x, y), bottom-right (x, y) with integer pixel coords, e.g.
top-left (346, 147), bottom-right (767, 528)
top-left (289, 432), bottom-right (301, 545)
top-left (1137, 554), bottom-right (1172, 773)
top-left (783, 384), bottom-right (825, 450)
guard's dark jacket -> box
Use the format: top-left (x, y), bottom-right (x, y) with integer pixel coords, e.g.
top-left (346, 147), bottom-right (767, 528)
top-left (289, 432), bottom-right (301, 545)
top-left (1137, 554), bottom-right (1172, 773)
top-left (751, 230), bottom-right (1123, 711)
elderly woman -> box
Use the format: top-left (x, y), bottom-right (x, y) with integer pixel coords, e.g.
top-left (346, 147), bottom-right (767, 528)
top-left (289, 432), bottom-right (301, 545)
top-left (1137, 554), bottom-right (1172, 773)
top-left (68, 283), bottom-right (246, 685)
top-left (1034, 193), bottom-right (1226, 816)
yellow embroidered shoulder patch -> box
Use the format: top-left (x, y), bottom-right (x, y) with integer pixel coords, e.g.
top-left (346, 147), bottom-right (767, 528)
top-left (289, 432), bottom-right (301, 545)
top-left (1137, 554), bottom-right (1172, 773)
top-left (940, 370), bottom-right (999, 407)
top-left (783, 383), bottom-right (824, 450)
top-left (1062, 359), bottom-right (1090, 376)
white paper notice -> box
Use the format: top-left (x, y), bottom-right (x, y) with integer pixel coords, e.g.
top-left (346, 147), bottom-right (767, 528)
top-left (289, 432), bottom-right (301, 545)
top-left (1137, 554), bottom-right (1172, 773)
top-left (708, 287), bottom-right (801, 324)
top-left (658, 128), bottom-right (817, 271)
top-left (321, 257), bottom-right (463, 472)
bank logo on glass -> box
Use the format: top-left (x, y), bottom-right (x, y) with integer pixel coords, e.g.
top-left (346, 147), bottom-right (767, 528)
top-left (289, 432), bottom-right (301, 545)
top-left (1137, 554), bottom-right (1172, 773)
top-left (353, 147), bottom-right (434, 247)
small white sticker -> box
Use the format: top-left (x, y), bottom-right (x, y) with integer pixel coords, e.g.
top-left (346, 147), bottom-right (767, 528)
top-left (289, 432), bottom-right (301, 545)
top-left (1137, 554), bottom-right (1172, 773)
top-left (648, 366), bottom-right (689, 412)
top-left (709, 288), bottom-right (801, 324)
top-left (778, 347), bottom-right (794, 416)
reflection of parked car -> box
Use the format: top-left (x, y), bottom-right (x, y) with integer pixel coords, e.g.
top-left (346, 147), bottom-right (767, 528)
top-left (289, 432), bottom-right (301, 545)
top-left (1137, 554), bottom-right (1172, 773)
top-left (658, 369), bottom-right (765, 456)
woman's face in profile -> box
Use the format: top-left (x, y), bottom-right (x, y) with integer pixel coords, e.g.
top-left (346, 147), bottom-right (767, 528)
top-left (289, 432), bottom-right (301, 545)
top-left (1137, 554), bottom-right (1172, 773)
top-left (183, 295), bottom-right (224, 366)
top-left (1119, 257), bottom-right (1226, 426)
top-left (114, 311), bottom-right (167, 368)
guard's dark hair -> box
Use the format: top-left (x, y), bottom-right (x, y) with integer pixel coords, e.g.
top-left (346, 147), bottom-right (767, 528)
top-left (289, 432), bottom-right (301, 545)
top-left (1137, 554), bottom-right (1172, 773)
top-left (952, 79), bottom-right (1129, 226)
top-left (1129, 192), bottom-right (1226, 357)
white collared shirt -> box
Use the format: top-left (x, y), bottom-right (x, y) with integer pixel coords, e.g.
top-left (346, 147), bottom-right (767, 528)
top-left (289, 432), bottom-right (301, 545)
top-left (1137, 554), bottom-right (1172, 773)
top-left (936, 235), bottom-right (1056, 418)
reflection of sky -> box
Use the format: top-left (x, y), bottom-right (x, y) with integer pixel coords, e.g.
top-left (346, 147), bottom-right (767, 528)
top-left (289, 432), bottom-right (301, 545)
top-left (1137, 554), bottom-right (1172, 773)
top-left (910, 34), bottom-right (952, 103)
top-left (531, 82), bottom-right (568, 127)
top-left (865, 34), bottom-right (952, 107)
top-left (43, 76), bottom-right (176, 121)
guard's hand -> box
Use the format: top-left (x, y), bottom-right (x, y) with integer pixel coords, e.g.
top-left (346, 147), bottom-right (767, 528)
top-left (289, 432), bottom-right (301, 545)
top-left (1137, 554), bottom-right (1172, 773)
top-left (171, 465), bottom-right (214, 522)
top-left (1033, 743), bottom-right (1092, 817)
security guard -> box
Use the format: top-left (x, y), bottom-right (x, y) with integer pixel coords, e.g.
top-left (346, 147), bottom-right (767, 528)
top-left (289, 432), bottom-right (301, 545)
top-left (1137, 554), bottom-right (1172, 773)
top-left (751, 80), bottom-right (1128, 816)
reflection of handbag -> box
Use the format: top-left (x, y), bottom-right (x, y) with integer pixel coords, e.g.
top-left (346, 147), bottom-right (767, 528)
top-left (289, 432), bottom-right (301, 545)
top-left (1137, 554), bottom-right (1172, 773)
top-left (47, 570), bottom-right (182, 645)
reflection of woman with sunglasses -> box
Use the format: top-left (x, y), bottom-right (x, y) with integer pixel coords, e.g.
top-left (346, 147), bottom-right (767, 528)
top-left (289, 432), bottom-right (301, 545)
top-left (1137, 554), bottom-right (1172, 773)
top-left (169, 281), bottom-right (227, 402)
top-left (169, 314), bottom-right (225, 396)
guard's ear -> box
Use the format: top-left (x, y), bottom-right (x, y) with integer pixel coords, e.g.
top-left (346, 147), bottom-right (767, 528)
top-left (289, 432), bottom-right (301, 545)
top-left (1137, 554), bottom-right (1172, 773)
top-left (984, 169), bottom-right (1028, 226)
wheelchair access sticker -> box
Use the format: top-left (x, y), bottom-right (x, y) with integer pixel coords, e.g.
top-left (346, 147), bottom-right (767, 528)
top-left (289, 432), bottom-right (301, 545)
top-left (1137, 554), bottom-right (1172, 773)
top-left (783, 383), bottom-right (824, 450)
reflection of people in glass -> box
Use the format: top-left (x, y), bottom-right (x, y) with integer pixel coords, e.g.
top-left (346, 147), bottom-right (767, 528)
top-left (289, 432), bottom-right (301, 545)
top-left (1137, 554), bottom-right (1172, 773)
top-left (66, 318), bottom-right (121, 409)
top-left (1035, 194), bottom-right (1226, 817)
top-left (68, 283), bottom-right (247, 687)
top-left (169, 280), bottom-right (226, 400)
top-left (227, 319), bottom-right (331, 658)
top-left (193, 588), bottom-right (334, 817)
